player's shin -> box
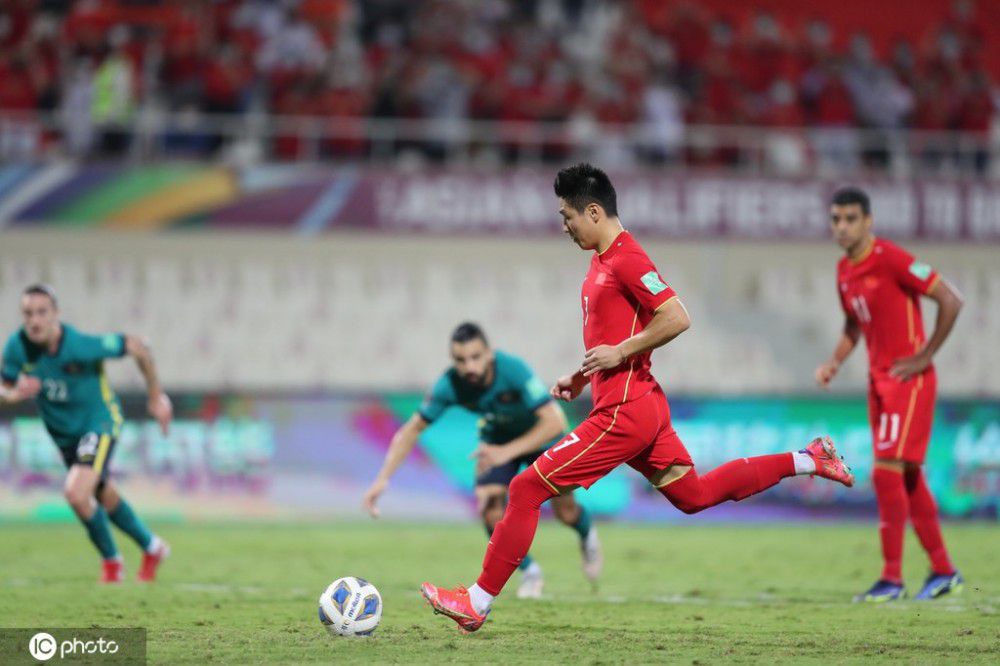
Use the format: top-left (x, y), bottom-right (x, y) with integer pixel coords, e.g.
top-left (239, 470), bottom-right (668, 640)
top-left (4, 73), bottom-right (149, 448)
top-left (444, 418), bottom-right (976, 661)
top-left (904, 467), bottom-right (954, 575)
top-left (474, 468), bottom-right (555, 607)
top-left (872, 467), bottom-right (909, 583)
top-left (657, 454), bottom-right (795, 514)
top-left (107, 497), bottom-right (155, 551)
top-left (81, 505), bottom-right (121, 561)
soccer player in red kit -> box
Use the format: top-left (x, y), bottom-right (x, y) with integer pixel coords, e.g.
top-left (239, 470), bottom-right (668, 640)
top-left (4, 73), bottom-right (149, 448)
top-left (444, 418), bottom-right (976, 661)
top-left (815, 187), bottom-right (964, 602)
top-left (420, 163), bottom-right (855, 633)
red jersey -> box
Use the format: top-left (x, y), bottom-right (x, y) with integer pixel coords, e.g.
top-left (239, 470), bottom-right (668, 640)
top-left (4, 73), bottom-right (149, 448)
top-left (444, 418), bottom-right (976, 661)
top-left (836, 237), bottom-right (940, 377)
top-left (582, 231), bottom-right (677, 411)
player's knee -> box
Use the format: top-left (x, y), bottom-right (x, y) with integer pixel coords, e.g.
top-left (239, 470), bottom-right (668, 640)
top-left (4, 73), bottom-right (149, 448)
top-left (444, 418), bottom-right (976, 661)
top-left (551, 498), bottom-right (579, 525)
top-left (479, 496), bottom-right (504, 527)
top-left (659, 481), bottom-right (708, 515)
top-left (508, 468), bottom-right (555, 508)
top-left (64, 485), bottom-right (91, 511)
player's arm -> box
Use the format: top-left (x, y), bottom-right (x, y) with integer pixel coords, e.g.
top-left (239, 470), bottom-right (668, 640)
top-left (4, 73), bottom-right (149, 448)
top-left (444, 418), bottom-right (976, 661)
top-left (472, 402), bottom-right (567, 473)
top-left (362, 413), bottom-right (429, 518)
top-left (581, 297), bottom-right (691, 376)
top-left (890, 278), bottom-right (964, 381)
top-left (0, 341), bottom-right (39, 405)
top-left (815, 316), bottom-right (861, 388)
top-left (124, 335), bottom-right (173, 435)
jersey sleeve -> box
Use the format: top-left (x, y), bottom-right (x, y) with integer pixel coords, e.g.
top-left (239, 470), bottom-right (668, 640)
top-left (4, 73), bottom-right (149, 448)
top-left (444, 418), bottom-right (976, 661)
top-left (417, 373), bottom-right (456, 424)
top-left (1, 335), bottom-right (24, 384)
top-left (72, 332), bottom-right (127, 362)
top-left (613, 249), bottom-right (678, 314)
top-left (507, 356), bottom-right (552, 412)
top-left (884, 244), bottom-right (940, 295)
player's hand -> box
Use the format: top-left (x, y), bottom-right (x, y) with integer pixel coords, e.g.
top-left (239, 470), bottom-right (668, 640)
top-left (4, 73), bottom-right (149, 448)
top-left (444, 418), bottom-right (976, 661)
top-left (13, 375), bottom-right (41, 400)
top-left (814, 360), bottom-right (840, 389)
top-left (362, 478), bottom-right (387, 518)
top-left (551, 373), bottom-right (587, 401)
top-left (890, 352), bottom-right (931, 382)
top-left (581, 345), bottom-right (626, 377)
top-left (148, 392), bottom-right (173, 436)
top-left (471, 443), bottom-right (512, 476)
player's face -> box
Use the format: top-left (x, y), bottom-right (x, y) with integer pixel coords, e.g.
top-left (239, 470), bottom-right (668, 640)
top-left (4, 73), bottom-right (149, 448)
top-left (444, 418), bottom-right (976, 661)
top-left (559, 199), bottom-right (598, 251)
top-left (450, 338), bottom-right (494, 386)
top-left (20, 293), bottom-right (59, 345)
top-left (829, 204), bottom-right (872, 252)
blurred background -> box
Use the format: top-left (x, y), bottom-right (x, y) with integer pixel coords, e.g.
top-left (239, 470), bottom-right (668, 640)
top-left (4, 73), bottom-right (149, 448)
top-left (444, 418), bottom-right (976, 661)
top-left (0, 0), bottom-right (998, 524)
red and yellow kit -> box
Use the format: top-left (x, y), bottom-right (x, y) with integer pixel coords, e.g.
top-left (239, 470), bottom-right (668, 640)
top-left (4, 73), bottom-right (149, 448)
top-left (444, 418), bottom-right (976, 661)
top-left (534, 231), bottom-right (693, 490)
top-left (836, 237), bottom-right (940, 463)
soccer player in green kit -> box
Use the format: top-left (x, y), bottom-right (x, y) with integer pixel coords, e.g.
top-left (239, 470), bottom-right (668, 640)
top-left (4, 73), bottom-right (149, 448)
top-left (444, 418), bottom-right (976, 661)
top-left (1, 284), bottom-right (173, 583)
top-left (363, 322), bottom-right (602, 598)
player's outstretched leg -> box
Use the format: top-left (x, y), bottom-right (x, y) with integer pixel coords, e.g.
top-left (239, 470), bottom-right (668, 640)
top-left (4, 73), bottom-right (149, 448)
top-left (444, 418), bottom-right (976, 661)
top-left (904, 466), bottom-right (962, 600)
top-left (422, 466), bottom-right (556, 632)
top-left (551, 494), bottom-right (602, 586)
top-left (100, 483), bottom-right (170, 581)
top-left (655, 437), bottom-right (853, 515)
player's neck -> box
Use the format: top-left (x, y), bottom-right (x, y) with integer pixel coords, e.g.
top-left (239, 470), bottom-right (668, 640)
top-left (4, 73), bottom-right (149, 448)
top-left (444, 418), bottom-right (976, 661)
top-left (46, 324), bottom-right (63, 355)
top-left (847, 235), bottom-right (875, 263)
top-left (595, 222), bottom-right (625, 255)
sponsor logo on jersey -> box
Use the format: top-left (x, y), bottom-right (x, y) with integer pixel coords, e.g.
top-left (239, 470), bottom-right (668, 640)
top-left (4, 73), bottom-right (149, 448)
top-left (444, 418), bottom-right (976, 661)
top-left (640, 271), bottom-right (669, 295)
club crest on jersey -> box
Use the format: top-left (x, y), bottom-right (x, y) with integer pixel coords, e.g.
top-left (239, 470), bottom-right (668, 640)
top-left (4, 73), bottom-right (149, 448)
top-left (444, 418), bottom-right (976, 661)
top-left (908, 261), bottom-right (932, 280)
top-left (640, 271), bottom-right (669, 295)
top-left (497, 391), bottom-right (518, 404)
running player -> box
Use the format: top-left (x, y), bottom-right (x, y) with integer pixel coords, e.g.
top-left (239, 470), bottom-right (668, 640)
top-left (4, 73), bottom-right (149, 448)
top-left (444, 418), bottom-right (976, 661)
top-left (815, 187), bottom-right (964, 602)
top-left (362, 322), bottom-right (602, 597)
top-left (0, 284), bottom-right (173, 583)
top-left (420, 163), bottom-right (854, 632)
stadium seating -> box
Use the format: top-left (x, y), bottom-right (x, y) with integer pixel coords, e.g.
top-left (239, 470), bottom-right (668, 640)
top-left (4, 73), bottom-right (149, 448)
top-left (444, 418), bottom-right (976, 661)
top-left (1, 233), bottom-right (996, 395)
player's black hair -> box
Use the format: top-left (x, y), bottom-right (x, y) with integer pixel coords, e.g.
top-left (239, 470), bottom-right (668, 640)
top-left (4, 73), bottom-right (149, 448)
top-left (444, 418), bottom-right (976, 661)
top-left (553, 163), bottom-right (618, 217)
top-left (451, 322), bottom-right (488, 346)
top-left (22, 283), bottom-right (58, 307)
top-left (831, 187), bottom-right (871, 215)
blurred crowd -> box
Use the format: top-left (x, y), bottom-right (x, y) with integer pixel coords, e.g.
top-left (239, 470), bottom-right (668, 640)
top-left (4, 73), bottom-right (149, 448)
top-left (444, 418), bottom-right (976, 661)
top-left (0, 0), bottom-right (997, 169)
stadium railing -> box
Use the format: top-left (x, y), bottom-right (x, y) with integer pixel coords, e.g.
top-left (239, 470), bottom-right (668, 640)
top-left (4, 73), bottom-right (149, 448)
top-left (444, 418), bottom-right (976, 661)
top-left (0, 110), bottom-right (995, 178)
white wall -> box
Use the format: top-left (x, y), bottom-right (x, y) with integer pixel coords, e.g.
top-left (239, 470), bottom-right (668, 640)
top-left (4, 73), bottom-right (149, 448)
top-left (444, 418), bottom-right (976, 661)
top-left (0, 230), bottom-right (996, 396)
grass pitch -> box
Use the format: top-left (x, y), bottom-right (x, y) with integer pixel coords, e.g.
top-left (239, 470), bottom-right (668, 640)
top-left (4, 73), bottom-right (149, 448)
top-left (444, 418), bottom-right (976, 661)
top-left (1, 520), bottom-right (998, 664)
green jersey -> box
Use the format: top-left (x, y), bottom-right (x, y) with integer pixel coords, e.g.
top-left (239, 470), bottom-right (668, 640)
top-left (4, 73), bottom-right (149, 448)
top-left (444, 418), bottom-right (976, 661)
top-left (2, 323), bottom-right (126, 447)
top-left (418, 350), bottom-right (559, 445)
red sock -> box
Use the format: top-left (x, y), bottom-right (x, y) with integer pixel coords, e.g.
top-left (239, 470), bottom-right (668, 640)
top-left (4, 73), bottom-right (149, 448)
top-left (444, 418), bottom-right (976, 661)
top-left (872, 467), bottom-right (908, 583)
top-left (659, 453), bottom-right (794, 514)
top-left (904, 467), bottom-right (954, 575)
top-left (476, 467), bottom-right (555, 596)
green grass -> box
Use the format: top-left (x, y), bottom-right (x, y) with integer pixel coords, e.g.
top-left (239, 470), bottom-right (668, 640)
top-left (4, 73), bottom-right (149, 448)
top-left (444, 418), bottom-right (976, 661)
top-left (1, 520), bottom-right (998, 664)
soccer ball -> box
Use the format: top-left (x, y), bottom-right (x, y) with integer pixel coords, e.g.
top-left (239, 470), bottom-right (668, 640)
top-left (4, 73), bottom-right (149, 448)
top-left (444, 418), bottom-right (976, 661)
top-left (318, 576), bottom-right (382, 637)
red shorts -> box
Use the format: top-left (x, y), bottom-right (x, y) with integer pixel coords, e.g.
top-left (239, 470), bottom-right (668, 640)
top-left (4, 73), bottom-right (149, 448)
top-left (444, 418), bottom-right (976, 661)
top-left (868, 370), bottom-right (937, 464)
top-left (533, 387), bottom-right (693, 491)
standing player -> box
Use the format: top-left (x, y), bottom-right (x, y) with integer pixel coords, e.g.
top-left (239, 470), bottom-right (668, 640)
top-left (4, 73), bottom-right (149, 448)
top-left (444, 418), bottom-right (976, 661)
top-left (0, 284), bottom-right (173, 583)
top-left (420, 164), bottom-right (854, 632)
top-left (362, 322), bottom-right (602, 598)
top-left (815, 187), bottom-right (964, 602)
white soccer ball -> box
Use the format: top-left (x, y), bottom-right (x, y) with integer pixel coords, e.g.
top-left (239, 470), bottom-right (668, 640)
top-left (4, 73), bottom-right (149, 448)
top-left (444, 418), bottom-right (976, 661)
top-left (318, 576), bottom-right (382, 637)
